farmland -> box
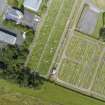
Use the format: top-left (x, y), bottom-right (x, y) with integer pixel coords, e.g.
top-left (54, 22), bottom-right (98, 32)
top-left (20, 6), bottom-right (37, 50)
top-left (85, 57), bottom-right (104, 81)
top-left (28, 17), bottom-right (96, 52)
top-left (27, 0), bottom-right (76, 75)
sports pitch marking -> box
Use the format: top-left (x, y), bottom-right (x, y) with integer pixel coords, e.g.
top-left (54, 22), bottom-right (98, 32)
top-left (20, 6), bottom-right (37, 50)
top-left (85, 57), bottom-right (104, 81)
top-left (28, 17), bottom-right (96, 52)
top-left (36, 0), bottom-right (65, 70)
top-left (56, 32), bottom-right (105, 100)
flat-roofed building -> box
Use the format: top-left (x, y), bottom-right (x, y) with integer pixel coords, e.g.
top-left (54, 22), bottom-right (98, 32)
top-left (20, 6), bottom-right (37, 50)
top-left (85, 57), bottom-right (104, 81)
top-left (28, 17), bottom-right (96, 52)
top-left (23, 0), bottom-right (42, 12)
top-left (4, 7), bottom-right (23, 24)
top-left (0, 28), bottom-right (17, 45)
top-left (0, 0), bottom-right (7, 16)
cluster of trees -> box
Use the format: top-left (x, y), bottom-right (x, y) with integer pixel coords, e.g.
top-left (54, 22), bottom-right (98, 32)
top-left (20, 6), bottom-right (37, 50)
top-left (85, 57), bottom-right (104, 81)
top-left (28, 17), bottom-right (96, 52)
top-left (17, 0), bottom-right (24, 9)
top-left (0, 31), bottom-right (43, 88)
top-left (0, 45), bottom-right (43, 88)
top-left (99, 12), bottom-right (105, 41)
top-left (99, 27), bottom-right (105, 41)
top-left (1, 66), bottom-right (43, 88)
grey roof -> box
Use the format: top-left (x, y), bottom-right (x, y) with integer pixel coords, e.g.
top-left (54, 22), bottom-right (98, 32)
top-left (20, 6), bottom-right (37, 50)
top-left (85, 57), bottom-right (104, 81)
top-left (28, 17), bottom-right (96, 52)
top-left (24, 0), bottom-right (42, 12)
top-left (21, 10), bottom-right (40, 30)
top-left (4, 8), bottom-right (40, 30)
top-left (0, 0), bottom-right (7, 16)
top-left (4, 7), bottom-right (23, 24)
top-left (0, 28), bottom-right (16, 45)
top-left (77, 6), bottom-right (99, 35)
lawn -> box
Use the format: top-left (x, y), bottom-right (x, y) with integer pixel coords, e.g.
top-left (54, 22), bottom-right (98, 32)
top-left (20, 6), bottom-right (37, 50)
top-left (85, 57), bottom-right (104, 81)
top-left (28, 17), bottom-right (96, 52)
top-left (92, 51), bottom-right (105, 96)
top-left (7, 0), bottom-right (18, 6)
top-left (28, 0), bottom-right (75, 75)
top-left (57, 31), bottom-right (105, 98)
top-left (92, 0), bottom-right (105, 10)
top-left (0, 79), bottom-right (105, 105)
top-left (0, 90), bottom-right (47, 105)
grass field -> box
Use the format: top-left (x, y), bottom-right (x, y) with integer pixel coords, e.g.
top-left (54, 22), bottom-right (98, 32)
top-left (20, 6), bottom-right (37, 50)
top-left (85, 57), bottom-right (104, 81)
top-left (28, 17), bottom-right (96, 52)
top-left (3, 0), bottom-right (105, 104)
top-left (28, 0), bottom-right (75, 75)
top-left (57, 30), bottom-right (105, 100)
top-left (92, 51), bottom-right (105, 96)
top-left (0, 79), bottom-right (105, 105)
top-left (58, 31), bottom-right (104, 88)
top-left (0, 91), bottom-right (46, 105)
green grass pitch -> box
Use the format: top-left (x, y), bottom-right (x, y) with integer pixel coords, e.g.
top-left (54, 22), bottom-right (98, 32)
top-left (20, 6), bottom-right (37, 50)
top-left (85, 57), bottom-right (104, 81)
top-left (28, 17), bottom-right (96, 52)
top-left (57, 31), bottom-right (105, 98)
top-left (28, 0), bottom-right (75, 75)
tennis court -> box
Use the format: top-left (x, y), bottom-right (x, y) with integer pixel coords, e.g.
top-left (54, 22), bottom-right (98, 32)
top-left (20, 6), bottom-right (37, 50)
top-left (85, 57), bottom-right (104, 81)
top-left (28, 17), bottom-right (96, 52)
top-left (77, 4), bottom-right (100, 35)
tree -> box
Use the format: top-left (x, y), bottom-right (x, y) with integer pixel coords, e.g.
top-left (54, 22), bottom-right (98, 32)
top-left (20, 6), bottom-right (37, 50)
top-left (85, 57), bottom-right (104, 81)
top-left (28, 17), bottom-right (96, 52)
top-left (103, 12), bottom-right (105, 26)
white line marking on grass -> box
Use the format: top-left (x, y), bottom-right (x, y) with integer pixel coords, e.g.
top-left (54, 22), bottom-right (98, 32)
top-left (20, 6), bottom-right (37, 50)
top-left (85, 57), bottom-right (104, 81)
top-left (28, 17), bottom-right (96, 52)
top-left (88, 48), bottom-right (105, 91)
top-left (36, 0), bottom-right (65, 70)
top-left (56, 0), bottom-right (85, 79)
top-left (48, 0), bottom-right (80, 77)
top-left (25, 0), bottom-right (53, 66)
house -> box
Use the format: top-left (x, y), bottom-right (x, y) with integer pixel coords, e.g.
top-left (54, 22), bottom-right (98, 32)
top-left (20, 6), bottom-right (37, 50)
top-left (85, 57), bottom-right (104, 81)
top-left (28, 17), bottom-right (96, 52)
top-left (4, 7), bottom-right (23, 24)
top-left (0, 28), bottom-right (17, 45)
top-left (23, 0), bottom-right (42, 12)
top-left (4, 7), bottom-right (40, 30)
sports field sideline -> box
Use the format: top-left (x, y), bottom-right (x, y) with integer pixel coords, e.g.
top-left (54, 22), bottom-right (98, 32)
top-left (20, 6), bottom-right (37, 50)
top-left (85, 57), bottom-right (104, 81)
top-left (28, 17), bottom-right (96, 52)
top-left (27, 0), bottom-right (77, 75)
top-left (57, 31), bottom-right (105, 100)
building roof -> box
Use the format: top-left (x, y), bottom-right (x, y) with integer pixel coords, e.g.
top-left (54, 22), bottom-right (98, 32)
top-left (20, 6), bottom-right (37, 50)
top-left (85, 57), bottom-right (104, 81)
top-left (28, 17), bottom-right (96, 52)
top-left (4, 8), bottom-right (40, 30)
top-left (0, 0), bottom-right (7, 16)
top-left (0, 28), bottom-right (16, 45)
top-left (4, 7), bottom-right (23, 24)
top-left (23, 0), bottom-right (42, 12)
top-left (21, 10), bottom-right (40, 30)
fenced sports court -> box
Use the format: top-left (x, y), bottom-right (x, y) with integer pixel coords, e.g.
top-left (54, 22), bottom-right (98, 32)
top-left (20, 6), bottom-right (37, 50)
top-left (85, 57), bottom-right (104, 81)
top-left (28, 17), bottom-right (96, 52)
top-left (57, 31), bottom-right (105, 101)
top-left (77, 4), bottom-right (100, 35)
